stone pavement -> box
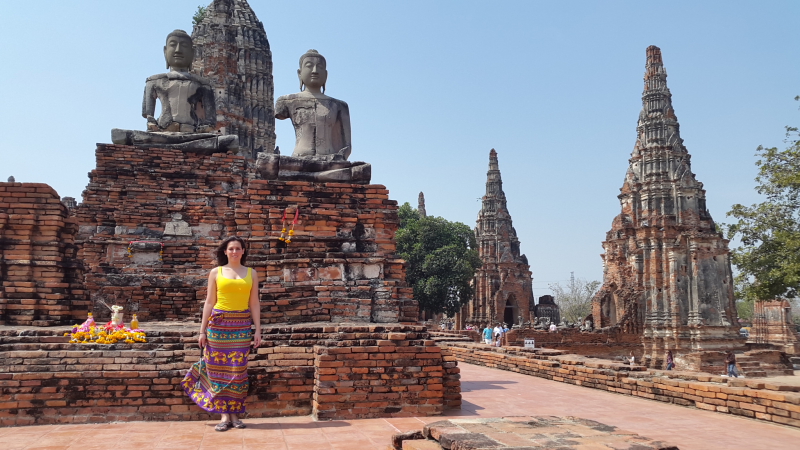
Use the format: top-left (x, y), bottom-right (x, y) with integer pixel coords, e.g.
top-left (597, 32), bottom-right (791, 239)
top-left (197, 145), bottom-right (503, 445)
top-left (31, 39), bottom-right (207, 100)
top-left (4, 362), bottom-right (800, 450)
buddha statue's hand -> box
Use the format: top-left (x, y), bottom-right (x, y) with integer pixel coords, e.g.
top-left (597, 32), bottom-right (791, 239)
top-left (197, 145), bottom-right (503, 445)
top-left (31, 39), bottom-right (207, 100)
top-left (145, 115), bottom-right (159, 132)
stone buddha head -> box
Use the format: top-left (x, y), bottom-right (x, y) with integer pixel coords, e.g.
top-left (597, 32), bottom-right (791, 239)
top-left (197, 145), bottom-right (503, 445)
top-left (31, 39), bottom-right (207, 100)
top-left (164, 29), bottom-right (195, 71)
top-left (298, 49), bottom-right (328, 93)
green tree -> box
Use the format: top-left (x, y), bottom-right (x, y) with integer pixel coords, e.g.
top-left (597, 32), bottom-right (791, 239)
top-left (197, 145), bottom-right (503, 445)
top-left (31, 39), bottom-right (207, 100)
top-left (726, 116), bottom-right (800, 302)
top-left (192, 5), bottom-right (208, 26)
top-left (548, 274), bottom-right (600, 323)
top-left (396, 203), bottom-right (481, 316)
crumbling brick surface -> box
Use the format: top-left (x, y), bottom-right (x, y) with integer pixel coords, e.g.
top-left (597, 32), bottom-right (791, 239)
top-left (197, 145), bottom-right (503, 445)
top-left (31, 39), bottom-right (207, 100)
top-left (0, 183), bottom-right (87, 326)
top-left (750, 300), bottom-right (800, 355)
top-left (313, 338), bottom-right (448, 419)
top-left (70, 144), bottom-right (417, 324)
top-left (0, 324), bottom-right (459, 426)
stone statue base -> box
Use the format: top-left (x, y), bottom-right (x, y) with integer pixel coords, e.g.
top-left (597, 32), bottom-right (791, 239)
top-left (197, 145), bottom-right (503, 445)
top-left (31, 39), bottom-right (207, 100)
top-left (255, 153), bottom-right (371, 183)
top-left (111, 129), bottom-right (238, 154)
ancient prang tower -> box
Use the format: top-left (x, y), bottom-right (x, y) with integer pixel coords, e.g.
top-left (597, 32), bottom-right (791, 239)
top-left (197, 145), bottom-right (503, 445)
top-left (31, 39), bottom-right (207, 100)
top-left (463, 149), bottom-right (534, 326)
top-left (191, 0), bottom-right (276, 158)
top-left (592, 46), bottom-right (741, 367)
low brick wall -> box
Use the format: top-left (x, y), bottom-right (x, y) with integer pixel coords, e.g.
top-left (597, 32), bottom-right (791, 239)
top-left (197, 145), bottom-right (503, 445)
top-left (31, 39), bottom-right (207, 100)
top-left (313, 338), bottom-right (459, 419)
top-left (444, 343), bottom-right (800, 429)
top-left (0, 324), bottom-right (461, 426)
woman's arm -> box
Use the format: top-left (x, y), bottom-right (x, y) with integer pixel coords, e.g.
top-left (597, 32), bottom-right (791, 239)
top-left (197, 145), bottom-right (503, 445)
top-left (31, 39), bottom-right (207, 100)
top-left (248, 268), bottom-right (262, 348)
top-left (198, 268), bottom-right (218, 348)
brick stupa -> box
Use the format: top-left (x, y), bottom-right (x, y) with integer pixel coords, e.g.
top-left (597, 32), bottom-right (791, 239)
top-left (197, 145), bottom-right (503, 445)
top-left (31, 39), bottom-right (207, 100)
top-left (592, 46), bottom-right (742, 368)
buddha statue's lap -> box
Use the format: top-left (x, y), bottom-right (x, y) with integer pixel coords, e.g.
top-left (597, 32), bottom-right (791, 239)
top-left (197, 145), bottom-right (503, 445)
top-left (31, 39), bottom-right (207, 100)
top-left (111, 29), bottom-right (238, 153)
top-left (256, 49), bottom-right (371, 184)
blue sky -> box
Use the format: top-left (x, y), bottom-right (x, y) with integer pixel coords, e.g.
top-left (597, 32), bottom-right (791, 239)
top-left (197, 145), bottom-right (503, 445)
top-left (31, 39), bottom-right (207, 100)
top-left (1, 1), bottom-right (798, 297)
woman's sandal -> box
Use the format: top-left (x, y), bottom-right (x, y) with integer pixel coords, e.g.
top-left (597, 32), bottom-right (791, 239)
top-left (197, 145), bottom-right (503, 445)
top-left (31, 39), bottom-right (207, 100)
top-left (231, 420), bottom-right (246, 429)
top-left (215, 421), bottom-right (232, 432)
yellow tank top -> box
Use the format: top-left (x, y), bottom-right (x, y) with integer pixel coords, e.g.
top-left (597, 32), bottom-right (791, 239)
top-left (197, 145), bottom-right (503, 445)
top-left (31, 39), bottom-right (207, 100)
top-left (215, 266), bottom-right (252, 311)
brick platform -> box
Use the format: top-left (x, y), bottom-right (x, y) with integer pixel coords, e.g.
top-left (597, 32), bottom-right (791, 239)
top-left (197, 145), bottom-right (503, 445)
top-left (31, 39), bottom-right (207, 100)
top-left (67, 144), bottom-right (416, 325)
top-left (0, 183), bottom-right (87, 326)
top-left (443, 342), bottom-right (800, 429)
top-left (0, 324), bottom-right (460, 426)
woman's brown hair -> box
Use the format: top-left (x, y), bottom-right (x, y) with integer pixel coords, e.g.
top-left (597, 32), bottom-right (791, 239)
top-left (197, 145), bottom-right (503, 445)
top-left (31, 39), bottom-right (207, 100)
top-left (215, 236), bottom-right (248, 266)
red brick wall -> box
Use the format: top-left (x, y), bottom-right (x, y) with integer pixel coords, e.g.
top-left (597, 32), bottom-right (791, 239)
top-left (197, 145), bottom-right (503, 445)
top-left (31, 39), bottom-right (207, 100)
top-left (0, 324), bottom-right (459, 426)
top-left (0, 183), bottom-right (87, 325)
top-left (74, 144), bottom-right (417, 324)
top-left (313, 337), bottom-right (449, 419)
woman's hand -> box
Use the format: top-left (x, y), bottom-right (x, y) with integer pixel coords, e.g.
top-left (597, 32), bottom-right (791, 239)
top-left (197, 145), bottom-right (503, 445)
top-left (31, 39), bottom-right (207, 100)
top-left (252, 332), bottom-right (262, 349)
top-left (198, 332), bottom-right (207, 348)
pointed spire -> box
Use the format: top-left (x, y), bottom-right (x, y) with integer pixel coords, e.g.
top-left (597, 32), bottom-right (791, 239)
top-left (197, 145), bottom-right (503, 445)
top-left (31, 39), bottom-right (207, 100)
top-left (418, 192), bottom-right (427, 218)
top-left (484, 149), bottom-right (505, 202)
top-left (637, 45), bottom-right (681, 148)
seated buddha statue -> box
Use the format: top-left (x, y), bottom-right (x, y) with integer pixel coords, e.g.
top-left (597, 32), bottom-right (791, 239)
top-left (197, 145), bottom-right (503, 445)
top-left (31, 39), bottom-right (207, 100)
top-left (256, 49), bottom-right (370, 183)
top-left (111, 30), bottom-right (237, 153)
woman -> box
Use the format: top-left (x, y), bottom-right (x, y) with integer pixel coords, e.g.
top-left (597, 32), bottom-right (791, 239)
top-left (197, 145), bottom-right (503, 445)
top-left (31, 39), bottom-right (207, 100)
top-left (665, 350), bottom-right (675, 370)
top-left (182, 236), bottom-right (261, 432)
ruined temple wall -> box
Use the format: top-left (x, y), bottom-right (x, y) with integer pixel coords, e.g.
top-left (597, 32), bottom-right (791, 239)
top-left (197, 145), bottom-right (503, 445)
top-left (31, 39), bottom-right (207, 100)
top-left (0, 183), bottom-right (87, 326)
top-left (750, 300), bottom-right (800, 355)
top-left (74, 144), bottom-right (417, 324)
top-left (505, 328), bottom-right (642, 358)
top-left (74, 145), bottom-right (249, 322)
top-left (0, 325), bottom-right (458, 425)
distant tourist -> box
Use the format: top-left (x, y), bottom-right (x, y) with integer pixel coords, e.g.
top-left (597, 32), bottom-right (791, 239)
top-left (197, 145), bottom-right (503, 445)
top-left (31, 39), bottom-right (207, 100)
top-left (483, 324), bottom-right (493, 344)
top-left (725, 351), bottom-right (739, 378)
top-left (549, 322), bottom-right (557, 332)
top-left (181, 236), bottom-right (262, 432)
top-left (628, 351), bottom-right (635, 365)
top-left (493, 323), bottom-right (503, 347)
top-left (666, 350), bottom-right (674, 370)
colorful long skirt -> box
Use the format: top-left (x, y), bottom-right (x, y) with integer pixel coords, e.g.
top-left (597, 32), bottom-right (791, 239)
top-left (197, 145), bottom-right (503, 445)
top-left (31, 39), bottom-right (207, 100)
top-left (182, 309), bottom-right (252, 414)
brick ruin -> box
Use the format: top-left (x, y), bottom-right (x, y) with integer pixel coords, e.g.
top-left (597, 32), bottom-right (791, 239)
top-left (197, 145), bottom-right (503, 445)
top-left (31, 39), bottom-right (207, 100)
top-left (592, 46), bottom-right (742, 368)
top-left (0, 183), bottom-right (87, 326)
top-left (0, 325), bottom-right (461, 426)
top-left (0, 143), bottom-right (463, 423)
top-left (534, 295), bottom-right (560, 324)
top-left (191, 0), bottom-right (276, 158)
top-left (73, 144), bottom-right (417, 325)
top-left (750, 300), bottom-right (800, 355)
top-left (460, 149), bottom-right (534, 327)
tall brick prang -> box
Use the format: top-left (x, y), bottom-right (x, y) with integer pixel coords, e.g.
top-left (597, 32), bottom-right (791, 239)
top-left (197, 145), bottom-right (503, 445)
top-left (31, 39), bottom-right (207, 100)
top-left (462, 149), bottom-right (534, 327)
top-left (191, 0), bottom-right (276, 158)
top-left (592, 46), bottom-right (742, 368)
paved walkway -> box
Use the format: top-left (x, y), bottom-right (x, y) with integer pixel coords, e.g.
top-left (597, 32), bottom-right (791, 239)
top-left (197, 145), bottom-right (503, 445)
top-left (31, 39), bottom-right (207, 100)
top-left (4, 363), bottom-right (799, 450)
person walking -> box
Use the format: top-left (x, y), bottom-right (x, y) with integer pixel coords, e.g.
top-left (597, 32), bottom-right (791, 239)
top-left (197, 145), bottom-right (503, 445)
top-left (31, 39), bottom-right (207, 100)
top-left (182, 236), bottom-right (262, 432)
top-left (726, 351), bottom-right (739, 378)
top-left (665, 350), bottom-right (675, 370)
top-left (482, 324), bottom-right (493, 345)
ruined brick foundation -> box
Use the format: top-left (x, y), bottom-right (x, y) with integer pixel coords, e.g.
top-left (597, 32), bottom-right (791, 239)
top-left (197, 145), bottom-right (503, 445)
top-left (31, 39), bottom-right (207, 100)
top-left (71, 144), bottom-right (416, 325)
top-left (0, 324), bottom-right (461, 426)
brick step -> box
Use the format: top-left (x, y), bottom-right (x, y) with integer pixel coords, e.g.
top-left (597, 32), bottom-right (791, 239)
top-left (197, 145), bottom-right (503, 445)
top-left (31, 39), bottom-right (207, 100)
top-left (739, 370), bottom-right (767, 378)
top-left (0, 342), bottom-right (184, 352)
